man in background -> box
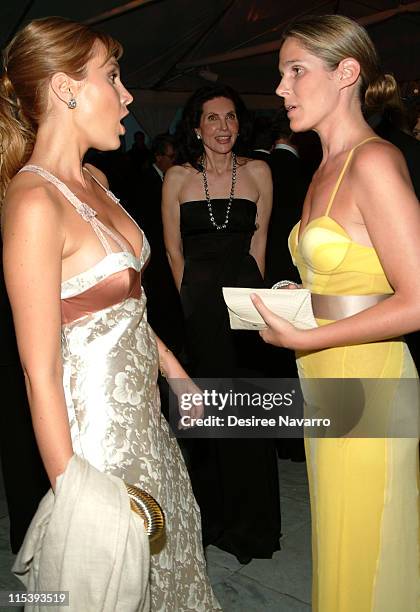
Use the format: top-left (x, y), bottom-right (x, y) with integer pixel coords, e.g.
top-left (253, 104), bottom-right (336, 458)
top-left (128, 134), bottom-right (184, 356)
top-left (127, 130), bottom-right (151, 172)
top-left (265, 112), bottom-right (309, 287)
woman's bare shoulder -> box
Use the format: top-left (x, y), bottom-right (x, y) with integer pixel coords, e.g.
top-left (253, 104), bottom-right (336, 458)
top-left (2, 174), bottom-right (64, 246)
top-left (350, 137), bottom-right (411, 189)
top-left (4, 171), bottom-right (63, 218)
top-left (164, 163), bottom-right (199, 185)
top-left (352, 137), bottom-right (404, 171)
top-left (239, 156), bottom-right (271, 178)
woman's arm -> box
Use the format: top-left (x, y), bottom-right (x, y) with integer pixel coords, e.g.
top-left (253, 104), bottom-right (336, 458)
top-left (155, 335), bottom-right (188, 380)
top-left (248, 160), bottom-right (272, 277)
top-left (155, 335), bottom-right (203, 422)
top-left (252, 142), bottom-right (420, 350)
top-left (162, 166), bottom-right (185, 291)
top-left (2, 185), bottom-right (73, 488)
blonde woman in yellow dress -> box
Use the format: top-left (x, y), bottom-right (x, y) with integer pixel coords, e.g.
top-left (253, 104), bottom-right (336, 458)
top-left (251, 14), bottom-right (420, 612)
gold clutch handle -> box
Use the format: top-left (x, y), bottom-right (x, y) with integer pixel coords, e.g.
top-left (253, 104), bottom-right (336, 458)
top-left (125, 483), bottom-right (165, 543)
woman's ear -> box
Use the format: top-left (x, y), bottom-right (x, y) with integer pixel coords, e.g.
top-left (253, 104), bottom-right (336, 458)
top-left (336, 58), bottom-right (360, 89)
top-left (50, 72), bottom-right (78, 107)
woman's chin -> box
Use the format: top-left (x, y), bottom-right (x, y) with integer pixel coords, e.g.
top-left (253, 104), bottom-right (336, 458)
top-left (95, 137), bottom-right (122, 152)
top-left (206, 143), bottom-right (234, 156)
top-left (289, 118), bottom-right (309, 133)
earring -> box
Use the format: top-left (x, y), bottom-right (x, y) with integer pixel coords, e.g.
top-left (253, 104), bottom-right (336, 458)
top-left (196, 132), bottom-right (201, 140)
top-left (67, 90), bottom-right (77, 109)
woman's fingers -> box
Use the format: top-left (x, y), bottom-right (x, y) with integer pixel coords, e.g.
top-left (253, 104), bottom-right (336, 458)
top-left (251, 292), bottom-right (302, 349)
top-left (250, 293), bottom-right (279, 327)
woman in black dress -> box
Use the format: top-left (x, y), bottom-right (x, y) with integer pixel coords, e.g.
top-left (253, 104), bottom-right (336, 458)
top-left (162, 84), bottom-right (281, 562)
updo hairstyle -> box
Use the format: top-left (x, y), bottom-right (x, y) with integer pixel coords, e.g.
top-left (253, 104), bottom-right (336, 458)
top-left (281, 15), bottom-right (401, 115)
top-left (0, 16), bottom-right (122, 203)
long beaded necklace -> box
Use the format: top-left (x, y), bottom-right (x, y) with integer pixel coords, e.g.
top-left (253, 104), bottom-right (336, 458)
top-left (201, 153), bottom-right (237, 230)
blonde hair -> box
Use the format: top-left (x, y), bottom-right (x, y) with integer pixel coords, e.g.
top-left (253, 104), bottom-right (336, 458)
top-left (282, 15), bottom-right (401, 113)
top-left (0, 16), bottom-right (122, 203)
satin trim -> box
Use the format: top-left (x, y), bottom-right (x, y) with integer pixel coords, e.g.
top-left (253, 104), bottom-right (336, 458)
top-left (61, 252), bottom-right (141, 299)
top-left (62, 268), bottom-right (141, 324)
top-left (311, 293), bottom-right (390, 320)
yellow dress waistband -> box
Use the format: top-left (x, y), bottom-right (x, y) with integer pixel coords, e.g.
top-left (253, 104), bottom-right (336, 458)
top-left (311, 293), bottom-right (390, 320)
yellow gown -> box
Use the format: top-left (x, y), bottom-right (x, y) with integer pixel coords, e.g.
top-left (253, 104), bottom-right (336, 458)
top-left (288, 137), bottom-right (420, 612)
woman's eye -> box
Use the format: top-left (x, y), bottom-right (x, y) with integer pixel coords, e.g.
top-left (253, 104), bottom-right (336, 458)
top-left (227, 114), bottom-right (236, 120)
top-left (109, 73), bottom-right (118, 83)
top-left (292, 66), bottom-right (303, 76)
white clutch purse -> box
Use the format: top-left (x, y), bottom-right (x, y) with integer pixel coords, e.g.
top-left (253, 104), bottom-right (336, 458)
top-left (222, 286), bottom-right (317, 330)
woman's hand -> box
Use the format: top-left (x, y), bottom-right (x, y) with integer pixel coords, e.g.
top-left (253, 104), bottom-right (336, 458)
top-left (250, 293), bottom-right (306, 350)
top-left (172, 378), bottom-right (205, 429)
top-left (155, 336), bottom-right (204, 427)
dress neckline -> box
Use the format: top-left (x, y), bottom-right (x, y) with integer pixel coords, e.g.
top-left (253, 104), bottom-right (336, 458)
top-left (294, 216), bottom-right (375, 251)
top-left (61, 250), bottom-right (142, 288)
top-left (20, 163), bottom-right (143, 261)
top-left (297, 136), bottom-right (380, 244)
top-left (20, 164), bottom-right (146, 282)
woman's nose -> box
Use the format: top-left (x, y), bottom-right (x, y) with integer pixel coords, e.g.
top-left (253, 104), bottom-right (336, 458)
top-left (122, 85), bottom-right (133, 106)
top-left (276, 76), bottom-right (288, 98)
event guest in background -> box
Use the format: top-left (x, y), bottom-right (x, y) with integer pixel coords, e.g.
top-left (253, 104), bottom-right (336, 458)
top-left (265, 110), bottom-right (309, 287)
top-left (84, 145), bottom-right (133, 203)
top-left (251, 14), bottom-right (420, 611)
top-left (128, 129), bottom-right (151, 172)
top-left (127, 133), bottom-right (185, 424)
top-left (162, 84), bottom-right (281, 563)
top-left (249, 115), bottom-right (272, 162)
top-left (0, 16), bottom-right (219, 609)
top-left (128, 133), bottom-right (184, 356)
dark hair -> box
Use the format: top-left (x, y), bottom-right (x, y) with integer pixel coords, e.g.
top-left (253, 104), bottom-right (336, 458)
top-left (175, 84), bottom-right (250, 169)
top-left (151, 133), bottom-right (175, 159)
top-left (281, 14), bottom-right (401, 115)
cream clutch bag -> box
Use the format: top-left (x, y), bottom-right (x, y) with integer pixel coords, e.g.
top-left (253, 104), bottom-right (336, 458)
top-left (222, 287), bottom-right (317, 330)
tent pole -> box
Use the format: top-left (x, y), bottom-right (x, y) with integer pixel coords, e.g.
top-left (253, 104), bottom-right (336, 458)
top-left (177, 1), bottom-right (420, 69)
top-left (3, 0), bottom-right (35, 46)
top-left (83, 0), bottom-right (163, 26)
top-left (154, 0), bottom-right (236, 89)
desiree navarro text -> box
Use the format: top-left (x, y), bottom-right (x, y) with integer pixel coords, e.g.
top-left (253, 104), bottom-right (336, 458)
top-left (179, 415), bottom-right (332, 428)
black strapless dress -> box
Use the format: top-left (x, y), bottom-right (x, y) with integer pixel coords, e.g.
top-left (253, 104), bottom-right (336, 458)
top-left (179, 199), bottom-right (281, 559)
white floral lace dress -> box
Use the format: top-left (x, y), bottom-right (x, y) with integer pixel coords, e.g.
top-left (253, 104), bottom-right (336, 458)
top-left (19, 164), bottom-right (220, 612)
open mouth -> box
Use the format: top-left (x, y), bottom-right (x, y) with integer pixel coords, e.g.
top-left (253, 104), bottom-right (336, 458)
top-left (215, 136), bottom-right (232, 142)
top-left (285, 105), bottom-right (297, 114)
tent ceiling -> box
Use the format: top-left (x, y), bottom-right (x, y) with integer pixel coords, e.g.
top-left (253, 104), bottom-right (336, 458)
top-left (1, 0), bottom-right (419, 103)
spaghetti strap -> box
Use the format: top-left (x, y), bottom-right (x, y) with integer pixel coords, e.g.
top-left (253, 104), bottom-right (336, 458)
top-left (82, 166), bottom-right (120, 204)
top-left (19, 164), bottom-right (128, 256)
top-left (325, 136), bottom-right (381, 217)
